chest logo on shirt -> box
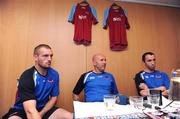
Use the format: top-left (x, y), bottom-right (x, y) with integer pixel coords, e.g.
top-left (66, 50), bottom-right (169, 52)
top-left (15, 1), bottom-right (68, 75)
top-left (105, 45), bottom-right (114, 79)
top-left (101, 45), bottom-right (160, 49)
top-left (113, 17), bottom-right (121, 22)
top-left (155, 74), bottom-right (162, 78)
top-left (78, 15), bottom-right (87, 20)
top-left (47, 79), bottom-right (54, 83)
top-left (85, 11), bottom-right (89, 15)
top-left (89, 76), bottom-right (95, 80)
top-left (104, 76), bottom-right (110, 80)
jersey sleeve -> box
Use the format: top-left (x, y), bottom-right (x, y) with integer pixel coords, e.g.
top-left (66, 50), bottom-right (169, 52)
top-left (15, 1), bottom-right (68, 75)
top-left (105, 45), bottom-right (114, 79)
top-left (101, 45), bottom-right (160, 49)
top-left (134, 71), bottom-right (145, 96)
top-left (90, 6), bottom-right (98, 24)
top-left (73, 73), bottom-right (86, 95)
top-left (68, 4), bottom-right (76, 24)
top-left (162, 72), bottom-right (170, 89)
top-left (103, 8), bottom-right (109, 29)
top-left (18, 69), bottom-right (36, 102)
top-left (111, 74), bottom-right (119, 95)
top-left (123, 9), bottom-right (130, 29)
top-left (50, 73), bottom-right (60, 97)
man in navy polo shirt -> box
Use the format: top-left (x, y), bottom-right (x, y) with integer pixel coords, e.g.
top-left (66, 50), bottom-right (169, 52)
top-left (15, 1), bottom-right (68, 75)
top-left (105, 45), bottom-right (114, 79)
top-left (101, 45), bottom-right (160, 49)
top-left (134, 52), bottom-right (170, 97)
top-left (73, 53), bottom-right (119, 102)
top-left (3, 44), bottom-right (72, 119)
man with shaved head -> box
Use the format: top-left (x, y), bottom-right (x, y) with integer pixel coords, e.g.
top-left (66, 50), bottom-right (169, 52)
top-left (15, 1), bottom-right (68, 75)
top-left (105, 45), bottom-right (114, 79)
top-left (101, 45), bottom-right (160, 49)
top-left (3, 44), bottom-right (73, 119)
top-left (73, 53), bottom-right (119, 102)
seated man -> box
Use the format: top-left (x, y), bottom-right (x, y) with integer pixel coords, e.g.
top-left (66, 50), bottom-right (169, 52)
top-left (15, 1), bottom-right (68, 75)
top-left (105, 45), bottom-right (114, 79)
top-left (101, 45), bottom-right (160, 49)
top-left (3, 44), bottom-right (72, 119)
top-left (134, 52), bottom-right (170, 97)
top-left (73, 53), bottom-right (119, 102)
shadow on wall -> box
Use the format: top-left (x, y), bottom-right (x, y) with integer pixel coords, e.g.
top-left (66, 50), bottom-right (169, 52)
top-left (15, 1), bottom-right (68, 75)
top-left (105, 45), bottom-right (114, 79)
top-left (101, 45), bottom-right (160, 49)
top-left (0, 0), bottom-right (8, 7)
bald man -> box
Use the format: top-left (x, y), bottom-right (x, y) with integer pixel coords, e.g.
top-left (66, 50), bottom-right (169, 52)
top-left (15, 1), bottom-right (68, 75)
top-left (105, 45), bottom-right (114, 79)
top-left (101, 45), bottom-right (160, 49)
top-left (73, 54), bottom-right (119, 102)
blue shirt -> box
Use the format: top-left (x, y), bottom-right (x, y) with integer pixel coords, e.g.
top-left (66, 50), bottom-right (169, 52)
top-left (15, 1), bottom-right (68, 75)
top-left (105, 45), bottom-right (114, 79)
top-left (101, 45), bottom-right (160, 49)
top-left (140, 70), bottom-right (170, 89)
top-left (13, 67), bottom-right (59, 110)
top-left (73, 71), bottom-right (119, 102)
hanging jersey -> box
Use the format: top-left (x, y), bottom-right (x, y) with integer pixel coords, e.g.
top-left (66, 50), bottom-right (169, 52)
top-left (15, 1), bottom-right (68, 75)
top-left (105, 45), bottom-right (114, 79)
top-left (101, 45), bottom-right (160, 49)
top-left (73, 71), bottom-right (119, 102)
top-left (104, 6), bottom-right (130, 51)
top-left (13, 67), bottom-right (59, 110)
top-left (68, 3), bottom-right (98, 45)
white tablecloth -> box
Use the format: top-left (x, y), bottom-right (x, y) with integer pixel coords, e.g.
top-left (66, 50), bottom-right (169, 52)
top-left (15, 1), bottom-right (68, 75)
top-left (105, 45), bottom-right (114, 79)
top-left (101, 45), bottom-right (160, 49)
top-left (73, 97), bottom-right (180, 119)
top-left (73, 101), bottom-right (142, 118)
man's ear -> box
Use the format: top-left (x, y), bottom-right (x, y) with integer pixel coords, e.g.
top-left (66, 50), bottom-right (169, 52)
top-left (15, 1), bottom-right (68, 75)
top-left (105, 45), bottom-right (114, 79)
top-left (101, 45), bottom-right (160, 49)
top-left (33, 54), bottom-right (38, 61)
top-left (93, 61), bottom-right (96, 66)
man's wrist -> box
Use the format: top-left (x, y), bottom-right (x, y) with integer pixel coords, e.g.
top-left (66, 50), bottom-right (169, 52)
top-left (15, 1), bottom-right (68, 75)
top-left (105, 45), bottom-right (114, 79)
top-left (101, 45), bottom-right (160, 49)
top-left (39, 111), bottom-right (44, 117)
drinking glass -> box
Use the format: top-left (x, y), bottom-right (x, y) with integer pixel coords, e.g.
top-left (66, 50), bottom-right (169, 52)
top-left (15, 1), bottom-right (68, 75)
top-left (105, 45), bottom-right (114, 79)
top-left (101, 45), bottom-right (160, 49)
top-left (169, 69), bottom-right (180, 101)
top-left (104, 94), bottom-right (116, 110)
top-left (129, 96), bottom-right (143, 109)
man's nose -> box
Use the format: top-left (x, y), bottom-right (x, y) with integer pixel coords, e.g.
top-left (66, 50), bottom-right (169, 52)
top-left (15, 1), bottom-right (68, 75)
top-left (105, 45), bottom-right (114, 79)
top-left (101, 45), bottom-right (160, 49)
top-left (48, 56), bottom-right (52, 60)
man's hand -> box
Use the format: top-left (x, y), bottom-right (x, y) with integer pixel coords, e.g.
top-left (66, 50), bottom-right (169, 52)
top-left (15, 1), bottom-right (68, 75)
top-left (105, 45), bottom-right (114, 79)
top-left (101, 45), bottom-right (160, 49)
top-left (73, 94), bottom-right (80, 101)
top-left (23, 100), bottom-right (41, 119)
top-left (139, 83), bottom-right (148, 90)
top-left (39, 96), bottom-right (57, 117)
top-left (140, 89), bottom-right (149, 96)
top-left (162, 90), bottom-right (169, 96)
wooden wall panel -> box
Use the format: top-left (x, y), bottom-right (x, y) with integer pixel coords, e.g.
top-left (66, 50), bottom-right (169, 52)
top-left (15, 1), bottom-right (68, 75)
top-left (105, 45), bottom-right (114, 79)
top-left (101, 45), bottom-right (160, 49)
top-left (0, 0), bottom-right (180, 116)
top-left (177, 11), bottom-right (180, 67)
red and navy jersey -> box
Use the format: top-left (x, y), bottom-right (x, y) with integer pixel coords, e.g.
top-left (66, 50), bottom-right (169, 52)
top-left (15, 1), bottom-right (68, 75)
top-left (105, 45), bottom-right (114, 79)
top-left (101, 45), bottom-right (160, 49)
top-left (68, 3), bottom-right (98, 45)
top-left (13, 66), bottom-right (59, 110)
top-left (104, 5), bottom-right (130, 51)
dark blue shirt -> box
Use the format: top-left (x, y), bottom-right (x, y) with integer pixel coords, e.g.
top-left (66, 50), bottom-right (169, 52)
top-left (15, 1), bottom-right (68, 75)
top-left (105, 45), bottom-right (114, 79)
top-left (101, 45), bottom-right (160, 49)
top-left (73, 71), bottom-right (119, 102)
top-left (140, 70), bottom-right (170, 89)
top-left (134, 70), bottom-right (170, 95)
top-left (13, 66), bottom-right (59, 110)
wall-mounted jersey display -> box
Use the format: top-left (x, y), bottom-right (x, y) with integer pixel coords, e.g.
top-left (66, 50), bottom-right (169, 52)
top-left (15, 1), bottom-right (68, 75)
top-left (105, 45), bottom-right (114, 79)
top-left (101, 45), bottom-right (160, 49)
top-left (68, 1), bottom-right (98, 46)
top-left (104, 3), bottom-right (130, 51)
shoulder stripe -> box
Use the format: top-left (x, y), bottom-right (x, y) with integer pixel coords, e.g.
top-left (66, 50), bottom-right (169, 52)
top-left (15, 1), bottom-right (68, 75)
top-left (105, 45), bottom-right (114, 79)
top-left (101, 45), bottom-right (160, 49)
top-left (90, 6), bottom-right (98, 22)
top-left (140, 72), bottom-right (145, 80)
top-left (83, 71), bottom-right (93, 84)
top-left (33, 71), bottom-right (37, 87)
top-left (103, 8), bottom-right (109, 28)
top-left (68, 4), bottom-right (77, 23)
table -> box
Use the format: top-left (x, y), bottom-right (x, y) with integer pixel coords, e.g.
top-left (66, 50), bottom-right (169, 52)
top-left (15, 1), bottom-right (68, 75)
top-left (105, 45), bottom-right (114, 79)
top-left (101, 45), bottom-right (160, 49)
top-left (73, 101), bottom-right (148, 118)
top-left (73, 97), bottom-right (180, 119)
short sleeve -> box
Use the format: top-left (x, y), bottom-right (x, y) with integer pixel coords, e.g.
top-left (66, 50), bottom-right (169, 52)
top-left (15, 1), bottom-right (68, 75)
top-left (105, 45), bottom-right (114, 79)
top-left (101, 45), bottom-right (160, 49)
top-left (90, 6), bottom-right (98, 24)
top-left (103, 8), bottom-right (109, 29)
top-left (73, 73), bottom-right (86, 95)
top-left (162, 72), bottom-right (170, 89)
top-left (111, 74), bottom-right (119, 95)
top-left (68, 4), bottom-right (76, 23)
top-left (50, 73), bottom-right (60, 97)
top-left (134, 71), bottom-right (145, 96)
top-left (18, 69), bottom-right (36, 102)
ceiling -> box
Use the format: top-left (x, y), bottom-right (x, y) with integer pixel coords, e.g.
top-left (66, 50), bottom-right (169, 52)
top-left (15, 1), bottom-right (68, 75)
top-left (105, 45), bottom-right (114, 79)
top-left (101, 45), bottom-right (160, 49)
top-left (114, 0), bottom-right (180, 8)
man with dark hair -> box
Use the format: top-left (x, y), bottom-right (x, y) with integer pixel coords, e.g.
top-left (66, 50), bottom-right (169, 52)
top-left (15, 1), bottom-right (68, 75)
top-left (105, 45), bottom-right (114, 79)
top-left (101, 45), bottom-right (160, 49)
top-left (134, 52), bottom-right (170, 97)
top-left (73, 53), bottom-right (119, 102)
top-left (3, 44), bottom-right (73, 119)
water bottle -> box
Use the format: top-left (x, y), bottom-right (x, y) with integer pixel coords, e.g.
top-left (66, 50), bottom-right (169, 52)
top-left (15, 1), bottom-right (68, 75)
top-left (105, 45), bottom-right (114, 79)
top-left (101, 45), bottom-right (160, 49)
top-left (169, 69), bottom-right (180, 101)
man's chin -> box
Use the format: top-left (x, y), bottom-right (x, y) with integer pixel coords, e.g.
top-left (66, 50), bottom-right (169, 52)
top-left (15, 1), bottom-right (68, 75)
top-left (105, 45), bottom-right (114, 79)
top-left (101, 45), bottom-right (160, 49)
top-left (149, 68), bottom-right (155, 72)
top-left (40, 65), bottom-right (50, 69)
top-left (99, 68), bottom-right (105, 73)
